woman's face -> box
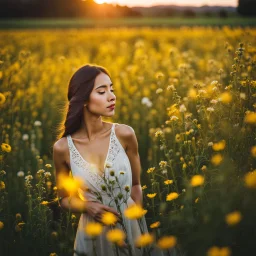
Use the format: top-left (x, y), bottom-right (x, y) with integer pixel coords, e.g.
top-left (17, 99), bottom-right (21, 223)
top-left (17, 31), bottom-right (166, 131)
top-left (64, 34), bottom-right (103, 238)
top-left (86, 72), bottom-right (116, 117)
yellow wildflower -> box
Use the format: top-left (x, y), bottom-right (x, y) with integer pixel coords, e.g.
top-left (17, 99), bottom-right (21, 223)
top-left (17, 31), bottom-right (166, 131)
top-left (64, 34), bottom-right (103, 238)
top-left (244, 171), bottom-right (256, 188)
top-left (164, 180), bottom-right (173, 185)
top-left (0, 181), bottom-right (5, 190)
top-left (166, 192), bottom-right (179, 201)
top-left (58, 174), bottom-right (83, 195)
top-left (84, 222), bottom-right (103, 237)
top-left (0, 221), bottom-right (4, 230)
top-left (175, 134), bottom-right (181, 142)
top-left (150, 221), bottom-right (160, 229)
top-left (1, 143), bottom-right (11, 153)
top-left (225, 211), bottom-right (242, 226)
top-left (207, 246), bottom-right (231, 256)
top-left (0, 93), bottom-right (6, 105)
top-left (190, 175), bottom-right (205, 187)
top-left (212, 140), bottom-right (226, 151)
top-left (147, 167), bottom-right (155, 173)
top-left (157, 235), bottom-right (177, 249)
top-left (155, 130), bottom-right (163, 138)
top-left (45, 164), bottom-right (52, 168)
top-left (159, 161), bottom-right (167, 168)
top-left (195, 197), bottom-right (200, 203)
top-left (49, 253), bottom-right (58, 256)
top-left (244, 112), bottom-right (256, 124)
top-left (180, 205), bottom-right (184, 210)
top-left (187, 88), bottom-right (197, 99)
top-left (211, 154), bottom-right (223, 166)
top-left (219, 92), bottom-right (232, 104)
top-left (147, 193), bottom-right (157, 199)
top-left (17, 221), bottom-right (25, 228)
top-left (41, 201), bottom-right (49, 205)
top-left (156, 88), bottom-right (163, 94)
top-left (251, 146), bottom-right (256, 158)
top-left (106, 228), bottom-right (126, 244)
top-left (124, 204), bottom-right (147, 219)
top-left (135, 233), bottom-right (154, 247)
top-left (142, 185), bottom-right (147, 190)
top-left (101, 212), bottom-right (118, 226)
top-left (201, 165), bottom-right (207, 172)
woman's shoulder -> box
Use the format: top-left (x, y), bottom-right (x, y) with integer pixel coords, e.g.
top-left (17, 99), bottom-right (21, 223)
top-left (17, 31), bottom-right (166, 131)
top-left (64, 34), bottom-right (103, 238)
top-left (53, 136), bottom-right (69, 156)
top-left (114, 123), bottom-right (136, 140)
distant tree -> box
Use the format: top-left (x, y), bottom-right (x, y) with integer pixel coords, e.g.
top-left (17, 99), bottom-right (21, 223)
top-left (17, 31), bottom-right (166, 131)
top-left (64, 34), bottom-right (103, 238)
top-left (183, 9), bottom-right (196, 18)
top-left (219, 9), bottom-right (228, 18)
top-left (238, 0), bottom-right (256, 16)
top-left (204, 11), bottom-right (213, 17)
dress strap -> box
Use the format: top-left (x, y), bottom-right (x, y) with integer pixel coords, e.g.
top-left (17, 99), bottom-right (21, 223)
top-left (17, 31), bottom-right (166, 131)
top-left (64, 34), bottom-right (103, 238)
top-left (66, 135), bottom-right (72, 149)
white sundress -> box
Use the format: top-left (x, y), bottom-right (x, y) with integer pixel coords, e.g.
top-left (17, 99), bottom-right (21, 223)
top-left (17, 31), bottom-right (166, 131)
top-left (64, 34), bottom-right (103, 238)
top-left (66, 123), bottom-right (177, 256)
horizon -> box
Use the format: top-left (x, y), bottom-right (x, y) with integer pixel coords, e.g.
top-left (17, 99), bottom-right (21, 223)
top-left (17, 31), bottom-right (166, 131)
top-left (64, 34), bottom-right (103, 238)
top-left (94, 0), bottom-right (238, 7)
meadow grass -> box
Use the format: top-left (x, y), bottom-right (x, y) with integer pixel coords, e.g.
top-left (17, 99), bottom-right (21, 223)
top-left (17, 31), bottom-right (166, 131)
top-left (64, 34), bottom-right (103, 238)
top-left (0, 27), bottom-right (256, 256)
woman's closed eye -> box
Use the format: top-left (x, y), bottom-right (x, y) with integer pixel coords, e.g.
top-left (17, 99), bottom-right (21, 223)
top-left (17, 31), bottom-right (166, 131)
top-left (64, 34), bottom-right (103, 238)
top-left (98, 90), bottom-right (115, 95)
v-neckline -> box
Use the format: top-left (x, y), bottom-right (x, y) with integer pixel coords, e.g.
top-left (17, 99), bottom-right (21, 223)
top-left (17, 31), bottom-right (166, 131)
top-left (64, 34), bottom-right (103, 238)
top-left (69, 123), bottom-right (114, 177)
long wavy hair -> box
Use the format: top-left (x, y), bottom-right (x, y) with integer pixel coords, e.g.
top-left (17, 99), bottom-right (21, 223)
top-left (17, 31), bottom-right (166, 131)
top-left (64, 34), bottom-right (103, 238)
top-left (55, 64), bottom-right (111, 140)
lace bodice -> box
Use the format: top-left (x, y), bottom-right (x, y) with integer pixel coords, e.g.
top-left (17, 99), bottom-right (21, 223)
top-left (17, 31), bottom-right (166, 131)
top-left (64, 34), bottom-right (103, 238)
top-left (66, 123), bottom-right (132, 198)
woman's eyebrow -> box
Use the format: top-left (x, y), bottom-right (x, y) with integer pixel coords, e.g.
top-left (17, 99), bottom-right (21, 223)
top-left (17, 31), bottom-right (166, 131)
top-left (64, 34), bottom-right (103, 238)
top-left (95, 83), bottom-right (113, 90)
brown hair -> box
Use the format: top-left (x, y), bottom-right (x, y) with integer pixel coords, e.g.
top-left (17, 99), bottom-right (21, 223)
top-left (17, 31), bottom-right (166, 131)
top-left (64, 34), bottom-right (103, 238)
top-left (55, 64), bottom-right (111, 140)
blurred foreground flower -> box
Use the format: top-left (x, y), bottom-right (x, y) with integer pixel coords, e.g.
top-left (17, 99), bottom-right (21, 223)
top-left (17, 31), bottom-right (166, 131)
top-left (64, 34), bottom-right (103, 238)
top-left (0, 92), bottom-right (6, 105)
top-left (135, 233), bottom-right (154, 247)
top-left (244, 170), bottom-right (256, 188)
top-left (106, 228), bottom-right (126, 244)
top-left (251, 146), bottom-right (256, 158)
top-left (244, 111), bottom-right (256, 124)
top-left (212, 140), bottom-right (226, 151)
top-left (219, 92), bottom-right (232, 104)
top-left (225, 211), bottom-right (242, 226)
top-left (58, 174), bottom-right (83, 195)
top-left (166, 192), bottom-right (179, 201)
top-left (101, 212), bottom-right (118, 226)
top-left (150, 221), bottom-right (160, 229)
top-left (207, 246), bottom-right (231, 256)
top-left (157, 235), bottom-right (177, 249)
top-left (84, 222), bottom-right (103, 237)
top-left (190, 175), bottom-right (205, 187)
top-left (211, 154), bottom-right (223, 166)
top-left (0, 221), bottom-right (4, 230)
top-left (124, 204), bottom-right (147, 219)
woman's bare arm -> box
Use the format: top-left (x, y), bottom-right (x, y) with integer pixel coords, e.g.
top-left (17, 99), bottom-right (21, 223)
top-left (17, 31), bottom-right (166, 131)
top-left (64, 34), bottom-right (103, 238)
top-left (53, 138), bottom-right (87, 213)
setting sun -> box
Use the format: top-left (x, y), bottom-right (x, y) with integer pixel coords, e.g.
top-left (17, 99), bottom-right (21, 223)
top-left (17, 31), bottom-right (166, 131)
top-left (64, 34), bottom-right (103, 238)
top-left (94, 0), bottom-right (106, 4)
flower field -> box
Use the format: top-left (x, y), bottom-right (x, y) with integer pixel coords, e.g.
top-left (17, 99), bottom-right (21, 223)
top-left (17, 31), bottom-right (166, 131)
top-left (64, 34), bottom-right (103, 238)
top-left (0, 27), bottom-right (256, 256)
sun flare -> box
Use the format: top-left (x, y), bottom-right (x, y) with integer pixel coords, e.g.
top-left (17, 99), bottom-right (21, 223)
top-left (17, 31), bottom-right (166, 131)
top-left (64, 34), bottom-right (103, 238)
top-left (94, 0), bottom-right (106, 4)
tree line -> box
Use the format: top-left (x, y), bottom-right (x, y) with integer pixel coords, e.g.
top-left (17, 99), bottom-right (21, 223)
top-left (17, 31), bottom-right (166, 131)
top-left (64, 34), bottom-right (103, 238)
top-left (0, 0), bottom-right (141, 18)
top-left (0, 0), bottom-right (255, 18)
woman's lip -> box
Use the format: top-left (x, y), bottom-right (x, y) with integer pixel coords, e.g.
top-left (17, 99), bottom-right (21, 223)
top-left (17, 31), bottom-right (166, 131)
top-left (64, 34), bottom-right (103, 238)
top-left (107, 105), bottom-right (115, 108)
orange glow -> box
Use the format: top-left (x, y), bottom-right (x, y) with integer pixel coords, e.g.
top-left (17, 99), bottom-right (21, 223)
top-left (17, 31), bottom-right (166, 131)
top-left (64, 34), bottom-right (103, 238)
top-left (94, 0), bottom-right (106, 4)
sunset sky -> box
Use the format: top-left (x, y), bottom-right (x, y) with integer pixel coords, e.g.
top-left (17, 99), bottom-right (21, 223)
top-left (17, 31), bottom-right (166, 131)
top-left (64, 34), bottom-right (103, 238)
top-left (94, 0), bottom-right (237, 7)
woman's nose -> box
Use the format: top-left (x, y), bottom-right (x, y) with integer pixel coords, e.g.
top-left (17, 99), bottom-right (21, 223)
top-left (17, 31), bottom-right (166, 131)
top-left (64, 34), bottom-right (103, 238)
top-left (108, 92), bottom-right (116, 101)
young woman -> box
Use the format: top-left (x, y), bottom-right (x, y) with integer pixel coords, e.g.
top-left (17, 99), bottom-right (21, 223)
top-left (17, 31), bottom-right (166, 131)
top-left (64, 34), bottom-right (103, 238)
top-left (53, 64), bottom-right (175, 256)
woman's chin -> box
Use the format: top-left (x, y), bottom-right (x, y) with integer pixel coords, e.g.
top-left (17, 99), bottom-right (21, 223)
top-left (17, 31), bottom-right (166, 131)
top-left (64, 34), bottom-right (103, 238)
top-left (103, 112), bottom-right (115, 117)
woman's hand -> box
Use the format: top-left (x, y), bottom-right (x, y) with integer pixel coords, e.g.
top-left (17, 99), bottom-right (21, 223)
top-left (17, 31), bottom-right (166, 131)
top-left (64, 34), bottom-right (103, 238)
top-left (85, 201), bottom-right (120, 223)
